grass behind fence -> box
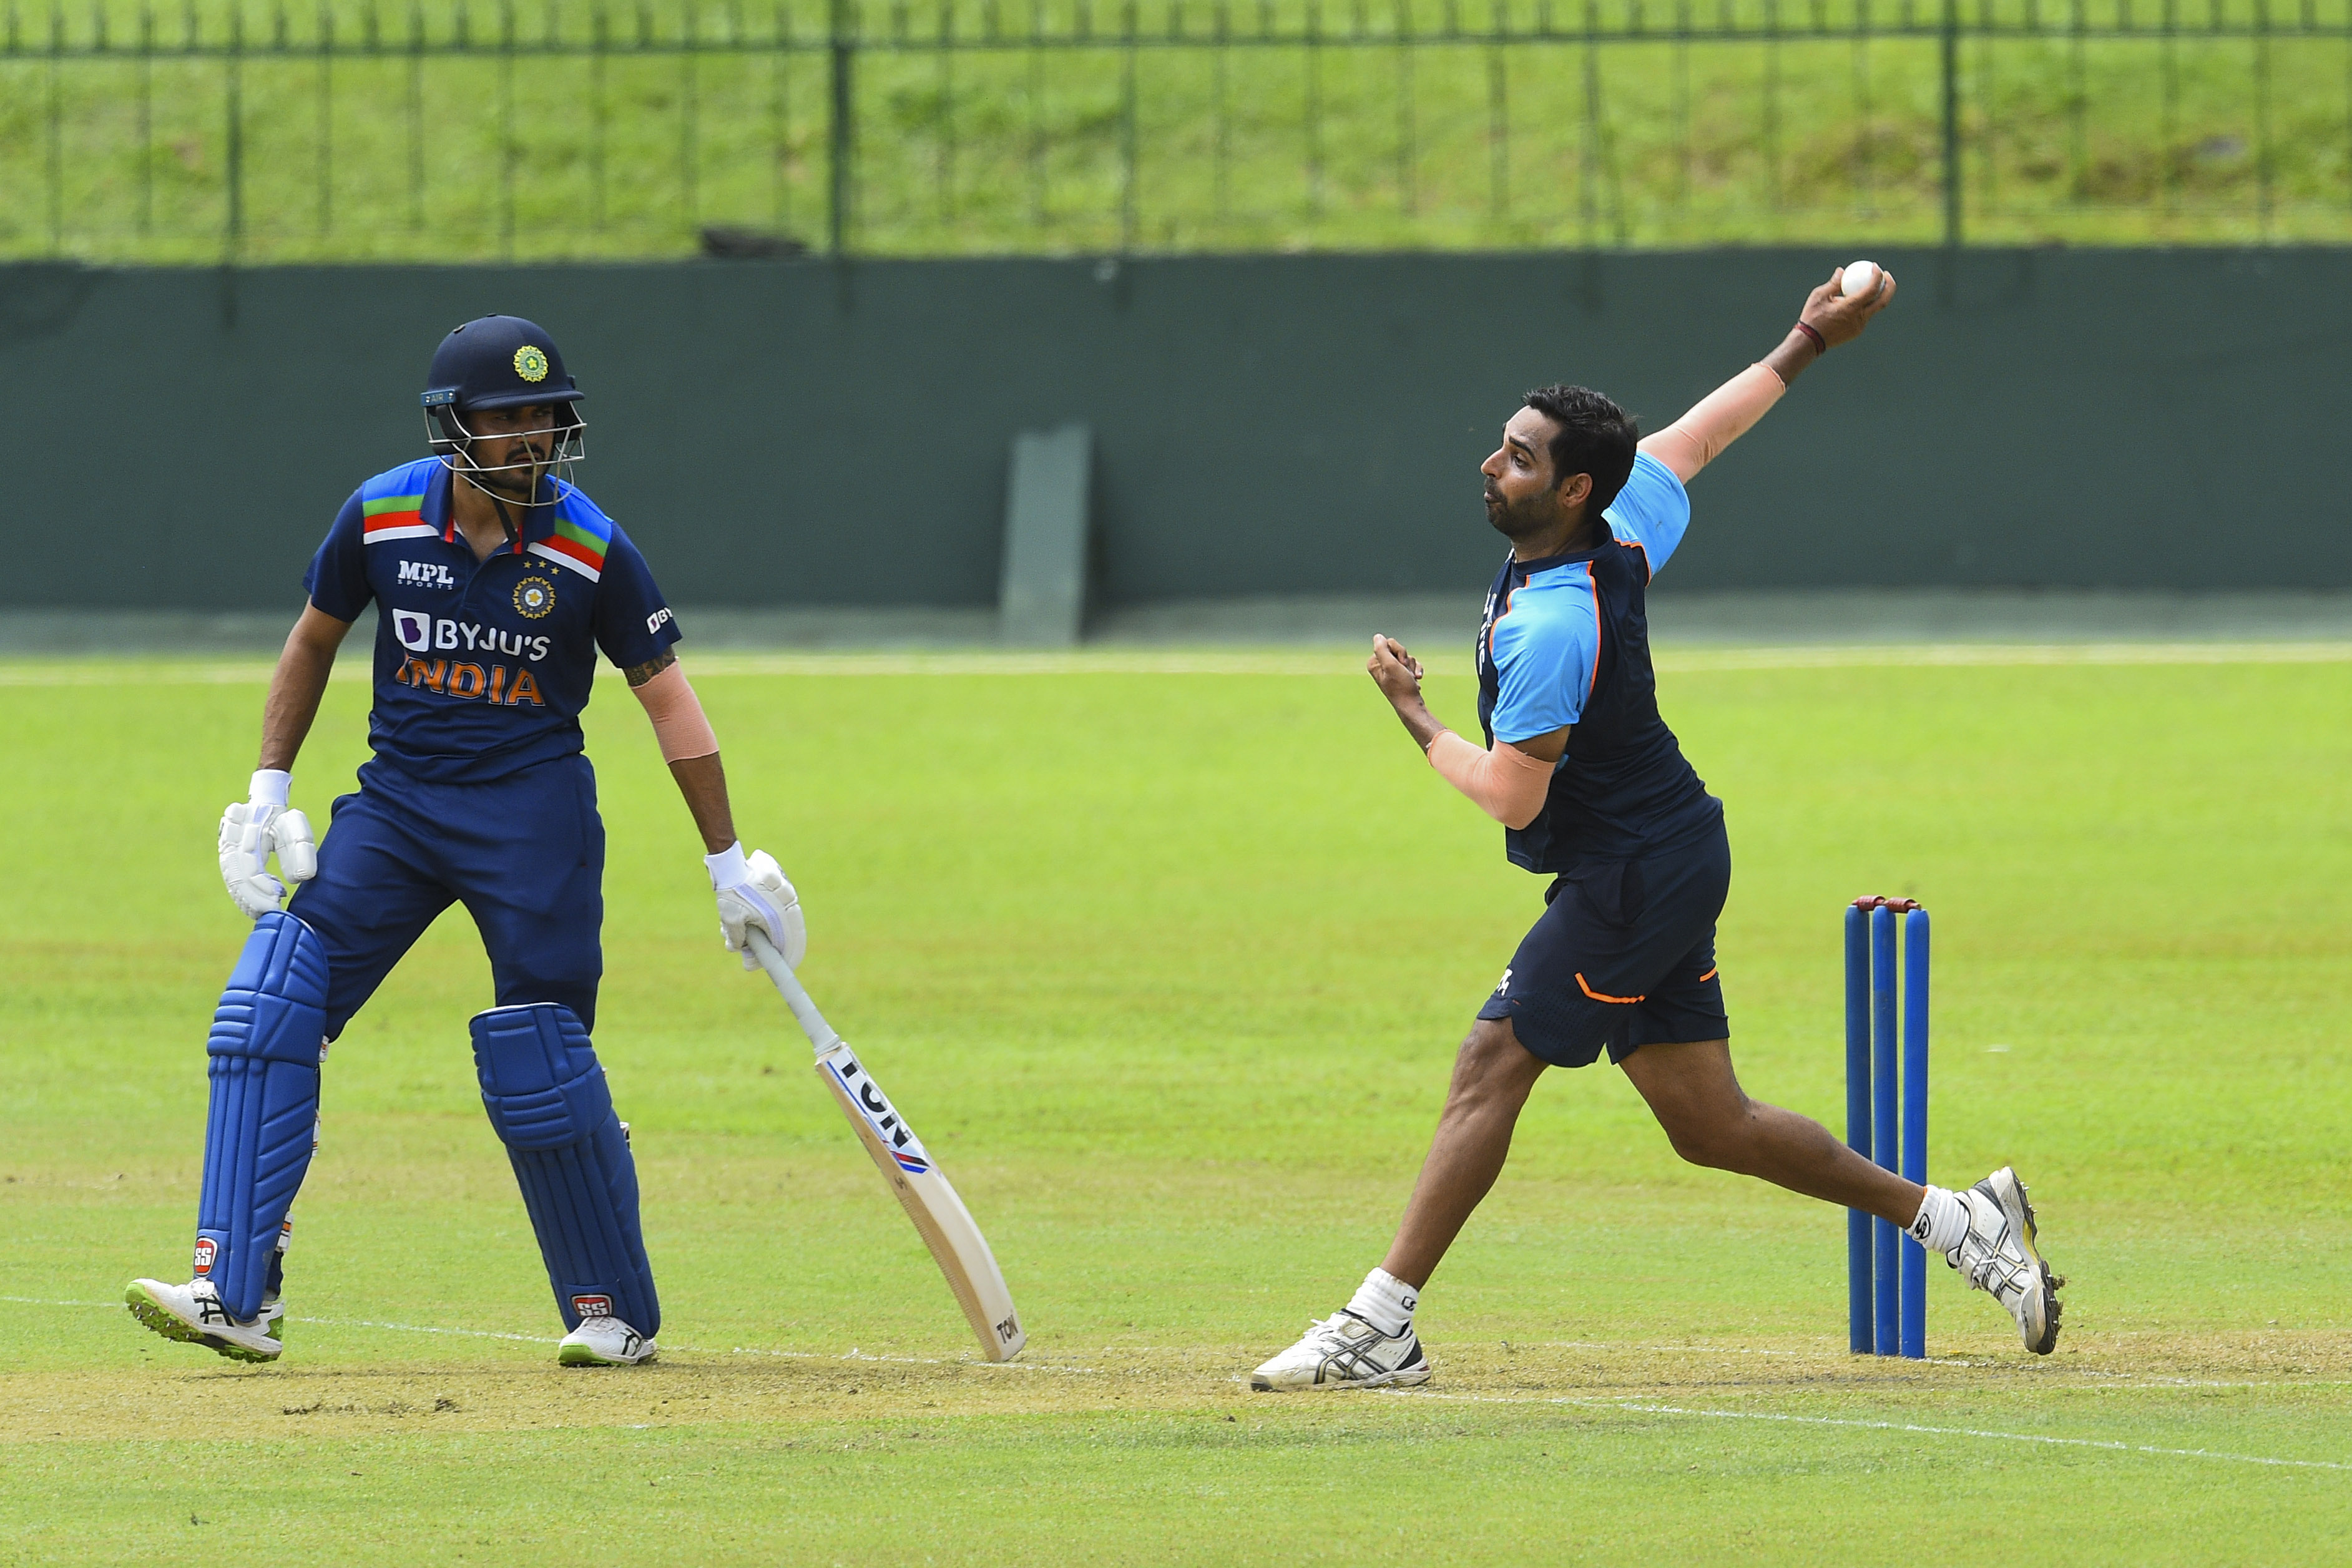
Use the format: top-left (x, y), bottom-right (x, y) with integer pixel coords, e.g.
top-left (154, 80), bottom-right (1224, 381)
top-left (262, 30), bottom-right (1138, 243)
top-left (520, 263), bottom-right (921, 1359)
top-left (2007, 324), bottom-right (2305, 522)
top-left (2, 0), bottom-right (2350, 262)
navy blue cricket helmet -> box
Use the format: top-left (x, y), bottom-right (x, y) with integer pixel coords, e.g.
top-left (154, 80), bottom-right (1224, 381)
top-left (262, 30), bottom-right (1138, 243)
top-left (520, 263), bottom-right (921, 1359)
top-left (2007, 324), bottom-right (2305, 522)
top-left (421, 315), bottom-right (584, 455)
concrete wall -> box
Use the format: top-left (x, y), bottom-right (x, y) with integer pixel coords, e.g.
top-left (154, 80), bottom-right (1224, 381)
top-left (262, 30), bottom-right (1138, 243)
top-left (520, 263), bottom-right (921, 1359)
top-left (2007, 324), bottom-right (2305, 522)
top-left (4, 248), bottom-right (2346, 613)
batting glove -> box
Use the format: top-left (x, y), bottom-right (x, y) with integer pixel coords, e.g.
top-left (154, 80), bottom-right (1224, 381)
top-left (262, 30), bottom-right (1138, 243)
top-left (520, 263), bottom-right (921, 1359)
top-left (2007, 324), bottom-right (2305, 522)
top-left (218, 770), bottom-right (316, 921)
top-left (707, 842), bottom-right (806, 970)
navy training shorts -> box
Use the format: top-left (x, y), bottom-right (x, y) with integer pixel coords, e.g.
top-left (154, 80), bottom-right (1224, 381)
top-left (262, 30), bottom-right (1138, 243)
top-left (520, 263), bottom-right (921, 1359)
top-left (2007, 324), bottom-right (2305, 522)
top-left (1475, 821), bottom-right (1732, 1069)
top-left (287, 752), bottom-right (607, 1041)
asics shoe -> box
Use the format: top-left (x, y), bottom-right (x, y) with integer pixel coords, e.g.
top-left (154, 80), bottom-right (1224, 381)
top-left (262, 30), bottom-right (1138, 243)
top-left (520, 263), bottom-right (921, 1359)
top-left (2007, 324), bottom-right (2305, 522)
top-left (1250, 1311), bottom-right (1431, 1391)
top-left (124, 1276), bottom-right (285, 1364)
top-left (1948, 1166), bottom-right (2065, 1355)
top-left (558, 1315), bottom-right (657, 1367)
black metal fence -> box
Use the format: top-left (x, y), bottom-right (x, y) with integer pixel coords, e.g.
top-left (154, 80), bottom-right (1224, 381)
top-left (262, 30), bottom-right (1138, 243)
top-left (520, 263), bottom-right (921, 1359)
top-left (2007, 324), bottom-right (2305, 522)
top-left (4, 0), bottom-right (2350, 262)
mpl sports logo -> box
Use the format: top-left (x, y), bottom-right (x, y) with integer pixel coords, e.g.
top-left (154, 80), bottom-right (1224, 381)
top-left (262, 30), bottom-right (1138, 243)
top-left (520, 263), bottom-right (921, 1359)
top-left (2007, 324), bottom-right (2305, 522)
top-left (571, 1293), bottom-right (614, 1319)
top-left (191, 1237), bottom-right (217, 1277)
top-left (396, 559), bottom-right (457, 589)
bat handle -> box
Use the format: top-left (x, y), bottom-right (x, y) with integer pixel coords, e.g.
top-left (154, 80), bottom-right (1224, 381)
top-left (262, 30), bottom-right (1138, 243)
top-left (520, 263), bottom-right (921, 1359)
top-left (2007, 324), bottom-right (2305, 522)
top-left (745, 929), bottom-right (843, 1056)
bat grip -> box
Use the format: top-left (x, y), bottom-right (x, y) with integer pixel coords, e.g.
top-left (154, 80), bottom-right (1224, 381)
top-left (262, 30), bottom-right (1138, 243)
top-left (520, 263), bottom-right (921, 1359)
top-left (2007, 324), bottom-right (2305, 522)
top-left (745, 929), bottom-right (843, 1055)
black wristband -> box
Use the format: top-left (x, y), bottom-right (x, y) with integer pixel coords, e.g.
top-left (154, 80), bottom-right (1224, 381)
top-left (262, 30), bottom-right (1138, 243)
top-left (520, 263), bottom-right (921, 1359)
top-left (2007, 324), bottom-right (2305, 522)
top-left (1793, 319), bottom-right (1828, 355)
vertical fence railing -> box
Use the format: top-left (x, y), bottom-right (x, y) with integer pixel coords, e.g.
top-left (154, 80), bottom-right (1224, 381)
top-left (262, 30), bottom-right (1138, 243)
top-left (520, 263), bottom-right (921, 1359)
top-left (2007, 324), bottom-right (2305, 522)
top-left (830, 0), bottom-right (855, 253)
top-left (6, 1), bottom-right (2352, 263)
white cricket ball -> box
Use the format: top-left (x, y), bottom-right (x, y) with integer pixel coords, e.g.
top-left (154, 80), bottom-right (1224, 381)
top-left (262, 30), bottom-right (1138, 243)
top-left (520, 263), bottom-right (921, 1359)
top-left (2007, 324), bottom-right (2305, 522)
top-left (1839, 260), bottom-right (1883, 300)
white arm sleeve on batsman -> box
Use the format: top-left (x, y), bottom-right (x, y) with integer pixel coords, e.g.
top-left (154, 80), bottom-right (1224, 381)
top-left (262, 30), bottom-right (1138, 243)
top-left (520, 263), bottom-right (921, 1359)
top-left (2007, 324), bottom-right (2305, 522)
top-left (219, 770), bottom-right (316, 921)
top-left (708, 841), bottom-right (806, 970)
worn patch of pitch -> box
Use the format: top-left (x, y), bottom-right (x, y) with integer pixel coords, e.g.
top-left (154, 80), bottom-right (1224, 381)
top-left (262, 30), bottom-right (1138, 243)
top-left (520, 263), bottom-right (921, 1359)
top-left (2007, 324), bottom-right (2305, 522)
top-left (9, 1328), bottom-right (2345, 1444)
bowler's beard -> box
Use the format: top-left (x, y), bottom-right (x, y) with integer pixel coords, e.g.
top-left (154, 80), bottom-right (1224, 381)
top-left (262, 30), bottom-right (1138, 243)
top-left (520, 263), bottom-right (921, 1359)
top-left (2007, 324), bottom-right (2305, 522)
top-left (1484, 483), bottom-right (1557, 542)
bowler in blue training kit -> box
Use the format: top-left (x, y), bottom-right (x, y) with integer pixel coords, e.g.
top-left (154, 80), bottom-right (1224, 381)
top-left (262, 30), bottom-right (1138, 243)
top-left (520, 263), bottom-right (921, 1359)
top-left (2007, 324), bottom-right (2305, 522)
top-left (1250, 267), bottom-right (2066, 1393)
top-left (1464, 445), bottom-right (1733, 1071)
top-left (127, 315), bottom-right (808, 1368)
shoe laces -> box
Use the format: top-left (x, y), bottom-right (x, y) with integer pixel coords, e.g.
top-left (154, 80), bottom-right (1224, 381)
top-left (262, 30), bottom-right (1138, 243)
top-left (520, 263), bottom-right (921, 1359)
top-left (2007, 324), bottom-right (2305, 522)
top-left (1300, 1312), bottom-right (1365, 1345)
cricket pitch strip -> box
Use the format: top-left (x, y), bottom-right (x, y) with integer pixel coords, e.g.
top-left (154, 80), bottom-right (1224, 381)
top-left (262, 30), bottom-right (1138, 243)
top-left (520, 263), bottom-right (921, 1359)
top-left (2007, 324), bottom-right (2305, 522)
top-left (12, 1328), bottom-right (2346, 1446)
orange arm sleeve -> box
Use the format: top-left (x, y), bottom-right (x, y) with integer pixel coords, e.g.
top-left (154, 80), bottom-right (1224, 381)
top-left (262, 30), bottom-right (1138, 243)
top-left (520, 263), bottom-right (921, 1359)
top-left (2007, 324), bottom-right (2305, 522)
top-left (630, 660), bottom-right (720, 763)
top-left (1638, 362), bottom-right (1788, 483)
top-left (1426, 730), bottom-right (1557, 830)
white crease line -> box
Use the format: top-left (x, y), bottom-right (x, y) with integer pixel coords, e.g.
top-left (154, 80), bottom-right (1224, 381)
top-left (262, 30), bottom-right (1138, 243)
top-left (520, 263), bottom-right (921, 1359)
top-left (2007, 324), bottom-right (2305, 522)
top-left (295, 1321), bottom-right (1097, 1373)
top-left (1512, 1341), bottom-right (2344, 1389)
top-left (701, 1345), bottom-right (1099, 1374)
top-left (1531, 1340), bottom-right (1805, 1358)
top-left (292, 1316), bottom-right (561, 1345)
top-left (13, 1295), bottom-right (564, 1345)
top-left (18, 1295), bottom-right (1090, 1373)
top-left (2, 1296), bottom-right (119, 1308)
top-left (1379, 1389), bottom-right (2352, 1472)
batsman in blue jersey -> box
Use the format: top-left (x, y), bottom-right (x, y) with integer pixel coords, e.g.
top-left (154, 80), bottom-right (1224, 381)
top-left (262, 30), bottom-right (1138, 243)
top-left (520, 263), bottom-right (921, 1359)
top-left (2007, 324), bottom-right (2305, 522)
top-left (1252, 268), bottom-right (2068, 1391)
top-left (127, 315), bottom-right (804, 1367)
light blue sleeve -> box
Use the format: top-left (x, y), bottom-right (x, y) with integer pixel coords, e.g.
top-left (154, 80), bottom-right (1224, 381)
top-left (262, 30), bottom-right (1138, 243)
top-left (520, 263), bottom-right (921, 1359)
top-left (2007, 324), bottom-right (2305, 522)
top-left (1604, 451), bottom-right (1692, 577)
top-left (1487, 572), bottom-right (1597, 742)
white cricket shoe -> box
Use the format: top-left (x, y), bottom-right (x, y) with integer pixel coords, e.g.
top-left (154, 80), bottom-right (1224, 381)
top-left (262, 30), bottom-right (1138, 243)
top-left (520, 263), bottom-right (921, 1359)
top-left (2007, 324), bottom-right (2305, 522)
top-left (124, 1276), bottom-right (285, 1364)
top-left (558, 1315), bottom-right (657, 1367)
top-left (1250, 1311), bottom-right (1431, 1391)
top-left (1948, 1166), bottom-right (2065, 1355)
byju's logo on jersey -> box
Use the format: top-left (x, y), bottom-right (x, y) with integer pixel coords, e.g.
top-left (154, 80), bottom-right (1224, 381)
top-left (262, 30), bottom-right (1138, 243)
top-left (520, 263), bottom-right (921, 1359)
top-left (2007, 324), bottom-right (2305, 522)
top-left (396, 559), bottom-right (457, 589)
top-left (392, 612), bottom-right (551, 663)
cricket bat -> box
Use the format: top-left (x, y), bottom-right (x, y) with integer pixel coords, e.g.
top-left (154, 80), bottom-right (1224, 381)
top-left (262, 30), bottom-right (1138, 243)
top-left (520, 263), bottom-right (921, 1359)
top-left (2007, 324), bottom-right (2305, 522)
top-left (744, 929), bottom-right (1026, 1361)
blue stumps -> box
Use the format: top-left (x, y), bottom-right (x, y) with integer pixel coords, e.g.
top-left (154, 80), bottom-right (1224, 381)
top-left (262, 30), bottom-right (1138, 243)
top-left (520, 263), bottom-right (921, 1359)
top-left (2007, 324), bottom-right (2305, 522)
top-left (1846, 896), bottom-right (1929, 1360)
top-left (1900, 908), bottom-right (1931, 1359)
top-left (1843, 906), bottom-right (1871, 1355)
top-left (1870, 904), bottom-right (1900, 1354)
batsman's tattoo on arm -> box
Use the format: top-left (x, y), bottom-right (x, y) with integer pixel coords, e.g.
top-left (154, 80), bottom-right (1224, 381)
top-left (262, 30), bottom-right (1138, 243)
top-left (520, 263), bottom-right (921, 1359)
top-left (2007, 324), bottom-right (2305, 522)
top-left (622, 649), bottom-right (678, 688)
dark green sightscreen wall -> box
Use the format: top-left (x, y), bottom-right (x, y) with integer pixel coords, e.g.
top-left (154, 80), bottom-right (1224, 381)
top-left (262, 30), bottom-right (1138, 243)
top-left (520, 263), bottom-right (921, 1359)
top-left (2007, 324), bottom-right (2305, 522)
top-left (2, 247), bottom-right (2346, 612)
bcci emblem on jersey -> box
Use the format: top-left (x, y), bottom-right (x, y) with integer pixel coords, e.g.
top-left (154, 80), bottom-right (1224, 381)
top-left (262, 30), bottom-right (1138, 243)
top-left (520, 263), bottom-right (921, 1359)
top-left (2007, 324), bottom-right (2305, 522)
top-left (514, 576), bottom-right (557, 619)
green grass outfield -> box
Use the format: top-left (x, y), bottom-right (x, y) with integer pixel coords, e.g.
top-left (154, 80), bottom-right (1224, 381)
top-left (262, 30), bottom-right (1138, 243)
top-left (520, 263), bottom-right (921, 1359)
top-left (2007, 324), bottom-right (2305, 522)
top-left (3, 644), bottom-right (2349, 1562)
top-left (7, 0), bottom-right (2352, 263)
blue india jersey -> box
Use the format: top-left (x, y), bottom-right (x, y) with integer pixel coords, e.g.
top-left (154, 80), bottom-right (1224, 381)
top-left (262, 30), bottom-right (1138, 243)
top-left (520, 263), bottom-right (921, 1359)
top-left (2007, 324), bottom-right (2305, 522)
top-left (1474, 452), bottom-right (1722, 869)
top-left (303, 458), bottom-right (682, 785)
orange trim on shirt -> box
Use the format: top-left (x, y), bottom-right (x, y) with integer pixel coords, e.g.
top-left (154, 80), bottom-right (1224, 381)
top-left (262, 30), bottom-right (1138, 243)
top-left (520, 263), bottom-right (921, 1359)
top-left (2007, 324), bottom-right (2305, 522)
top-left (1697, 966), bottom-right (1718, 983)
top-left (1582, 562), bottom-right (1602, 705)
top-left (1617, 535), bottom-right (1654, 584)
top-left (1486, 577), bottom-right (1522, 665)
top-left (1575, 972), bottom-right (1645, 1004)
